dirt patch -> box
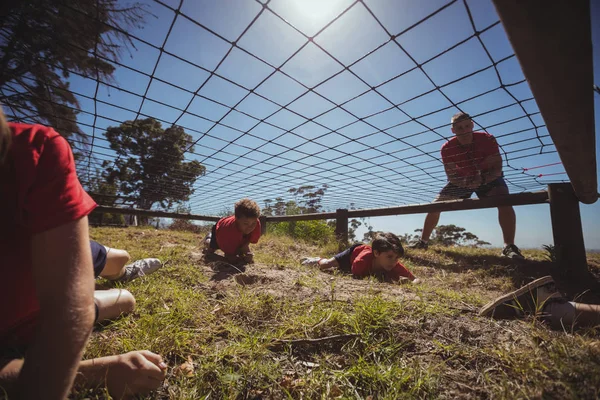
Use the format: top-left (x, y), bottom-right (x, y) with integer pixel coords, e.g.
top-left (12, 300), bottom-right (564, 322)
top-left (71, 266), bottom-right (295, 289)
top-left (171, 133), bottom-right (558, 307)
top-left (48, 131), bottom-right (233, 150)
top-left (191, 257), bottom-right (419, 302)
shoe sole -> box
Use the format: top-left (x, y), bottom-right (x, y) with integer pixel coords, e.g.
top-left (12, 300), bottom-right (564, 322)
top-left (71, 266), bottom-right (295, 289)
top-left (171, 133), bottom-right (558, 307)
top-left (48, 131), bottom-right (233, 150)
top-left (479, 275), bottom-right (554, 317)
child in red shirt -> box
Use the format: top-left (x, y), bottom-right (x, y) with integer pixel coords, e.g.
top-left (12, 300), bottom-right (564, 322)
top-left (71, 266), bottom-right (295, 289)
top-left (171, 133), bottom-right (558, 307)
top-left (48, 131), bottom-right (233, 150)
top-left (203, 198), bottom-right (261, 264)
top-left (302, 232), bottom-right (418, 283)
top-left (0, 113), bottom-right (166, 398)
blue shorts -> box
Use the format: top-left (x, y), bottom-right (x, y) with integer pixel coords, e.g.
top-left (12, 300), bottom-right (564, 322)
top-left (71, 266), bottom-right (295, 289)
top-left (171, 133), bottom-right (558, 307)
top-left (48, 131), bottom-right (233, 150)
top-left (205, 222), bottom-right (219, 250)
top-left (438, 177), bottom-right (508, 200)
top-left (90, 240), bottom-right (107, 278)
top-left (334, 243), bottom-right (363, 273)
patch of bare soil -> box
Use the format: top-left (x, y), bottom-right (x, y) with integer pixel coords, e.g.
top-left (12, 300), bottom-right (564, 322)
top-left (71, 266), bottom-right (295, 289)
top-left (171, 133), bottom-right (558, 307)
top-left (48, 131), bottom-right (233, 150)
top-left (190, 249), bottom-right (419, 302)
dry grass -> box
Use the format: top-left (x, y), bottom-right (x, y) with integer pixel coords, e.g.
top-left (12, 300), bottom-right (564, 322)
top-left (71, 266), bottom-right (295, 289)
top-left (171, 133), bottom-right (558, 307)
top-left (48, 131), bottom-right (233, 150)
top-left (75, 226), bottom-right (600, 399)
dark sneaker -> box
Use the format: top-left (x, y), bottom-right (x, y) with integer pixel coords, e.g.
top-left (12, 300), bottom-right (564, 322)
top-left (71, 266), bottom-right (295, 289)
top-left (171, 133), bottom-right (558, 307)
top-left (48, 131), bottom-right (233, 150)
top-left (502, 244), bottom-right (525, 260)
top-left (116, 258), bottom-right (163, 282)
top-left (409, 239), bottom-right (428, 250)
top-left (479, 276), bottom-right (562, 319)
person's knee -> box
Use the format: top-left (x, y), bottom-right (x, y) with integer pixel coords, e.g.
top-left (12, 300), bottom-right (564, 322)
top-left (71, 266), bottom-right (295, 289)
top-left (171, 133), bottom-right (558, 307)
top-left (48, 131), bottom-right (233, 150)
top-left (117, 250), bottom-right (131, 265)
top-left (119, 289), bottom-right (136, 314)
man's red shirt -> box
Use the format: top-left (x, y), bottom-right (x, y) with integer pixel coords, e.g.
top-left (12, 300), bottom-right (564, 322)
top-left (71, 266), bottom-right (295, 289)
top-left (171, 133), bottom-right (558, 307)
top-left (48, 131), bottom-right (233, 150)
top-left (0, 123), bottom-right (96, 346)
top-left (215, 215), bottom-right (261, 256)
top-left (350, 245), bottom-right (415, 281)
top-left (441, 131), bottom-right (499, 178)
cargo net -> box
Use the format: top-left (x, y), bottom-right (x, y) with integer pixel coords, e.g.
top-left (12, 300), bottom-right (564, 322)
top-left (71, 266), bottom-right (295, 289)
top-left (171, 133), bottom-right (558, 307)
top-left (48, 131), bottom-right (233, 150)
top-left (2, 0), bottom-right (567, 214)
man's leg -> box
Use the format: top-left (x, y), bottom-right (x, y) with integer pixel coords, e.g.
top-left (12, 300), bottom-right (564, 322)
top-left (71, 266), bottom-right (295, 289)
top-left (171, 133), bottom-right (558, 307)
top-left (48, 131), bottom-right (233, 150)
top-left (498, 205), bottom-right (516, 246)
top-left (485, 185), bottom-right (516, 246)
top-left (420, 211), bottom-right (441, 242)
top-left (413, 182), bottom-right (467, 247)
top-left (479, 180), bottom-right (523, 259)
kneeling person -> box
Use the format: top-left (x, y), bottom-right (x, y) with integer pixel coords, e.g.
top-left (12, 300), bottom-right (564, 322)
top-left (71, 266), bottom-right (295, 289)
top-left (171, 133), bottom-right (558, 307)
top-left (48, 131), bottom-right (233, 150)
top-left (303, 232), bottom-right (417, 283)
top-left (203, 198), bottom-right (261, 264)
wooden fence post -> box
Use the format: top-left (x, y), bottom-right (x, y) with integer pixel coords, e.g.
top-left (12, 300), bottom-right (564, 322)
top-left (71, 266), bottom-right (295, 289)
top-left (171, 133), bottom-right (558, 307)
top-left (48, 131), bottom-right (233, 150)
top-left (548, 183), bottom-right (589, 279)
top-left (260, 215), bottom-right (267, 235)
top-left (335, 209), bottom-right (349, 246)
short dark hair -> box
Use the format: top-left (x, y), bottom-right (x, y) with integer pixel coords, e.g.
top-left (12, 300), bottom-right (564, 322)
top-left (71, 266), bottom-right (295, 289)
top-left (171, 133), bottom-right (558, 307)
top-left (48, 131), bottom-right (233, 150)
top-left (451, 111), bottom-right (471, 126)
top-left (371, 232), bottom-right (404, 257)
top-left (234, 198), bottom-right (260, 219)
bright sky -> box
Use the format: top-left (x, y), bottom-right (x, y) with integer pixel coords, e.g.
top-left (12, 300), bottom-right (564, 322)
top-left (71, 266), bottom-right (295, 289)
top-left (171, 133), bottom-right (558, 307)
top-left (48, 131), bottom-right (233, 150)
top-left (60, 0), bottom-right (599, 249)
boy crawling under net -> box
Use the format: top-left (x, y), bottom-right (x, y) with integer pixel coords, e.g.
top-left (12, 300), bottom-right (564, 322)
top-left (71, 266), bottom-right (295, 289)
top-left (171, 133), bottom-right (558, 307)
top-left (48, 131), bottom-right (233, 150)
top-left (302, 232), bottom-right (420, 283)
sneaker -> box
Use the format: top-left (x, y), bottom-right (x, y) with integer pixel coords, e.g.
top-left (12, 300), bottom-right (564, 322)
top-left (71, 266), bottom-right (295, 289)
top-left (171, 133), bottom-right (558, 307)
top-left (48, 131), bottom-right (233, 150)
top-left (408, 239), bottom-right (428, 250)
top-left (479, 276), bottom-right (563, 319)
top-left (301, 257), bottom-right (322, 267)
top-left (502, 244), bottom-right (525, 260)
top-left (117, 258), bottom-right (163, 282)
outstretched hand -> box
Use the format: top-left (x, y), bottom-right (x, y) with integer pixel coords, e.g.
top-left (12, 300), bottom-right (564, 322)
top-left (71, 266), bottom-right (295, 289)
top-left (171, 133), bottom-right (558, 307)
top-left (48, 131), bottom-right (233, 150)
top-left (242, 252), bottom-right (254, 264)
top-left (105, 350), bottom-right (167, 399)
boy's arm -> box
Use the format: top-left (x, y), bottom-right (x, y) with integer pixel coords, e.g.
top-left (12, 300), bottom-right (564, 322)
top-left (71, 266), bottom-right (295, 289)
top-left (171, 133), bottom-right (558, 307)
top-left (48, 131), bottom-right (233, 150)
top-left (350, 259), bottom-right (370, 277)
top-left (248, 220), bottom-right (261, 244)
top-left (389, 261), bottom-right (415, 282)
top-left (17, 217), bottom-right (95, 399)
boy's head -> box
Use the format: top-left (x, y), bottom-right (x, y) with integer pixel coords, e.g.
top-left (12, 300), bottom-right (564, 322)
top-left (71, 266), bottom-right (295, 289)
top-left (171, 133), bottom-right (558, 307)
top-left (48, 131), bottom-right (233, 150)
top-left (234, 198), bottom-right (261, 234)
top-left (451, 111), bottom-right (475, 146)
top-left (371, 232), bottom-right (404, 271)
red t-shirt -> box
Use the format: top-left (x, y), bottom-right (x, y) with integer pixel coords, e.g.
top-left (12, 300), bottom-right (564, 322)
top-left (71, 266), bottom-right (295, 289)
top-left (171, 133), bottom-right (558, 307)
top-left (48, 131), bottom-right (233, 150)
top-left (350, 245), bottom-right (415, 281)
top-left (441, 132), bottom-right (499, 178)
top-left (0, 123), bottom-right (97, 346)
top-left (215, 215), bottom-right (261, 256)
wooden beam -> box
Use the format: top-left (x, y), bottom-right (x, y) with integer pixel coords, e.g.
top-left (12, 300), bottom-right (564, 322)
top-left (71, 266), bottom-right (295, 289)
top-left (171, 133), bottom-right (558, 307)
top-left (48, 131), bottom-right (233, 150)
top-left (96, 191), bottom-right (549, 224)
top-left (348, 191), bottom-right (548, 218)
top-left (263, 211), bottom-right (337, 222)
top-left (492, 0), bottom-right (597, 204)
top-left (548, 183), bottom-right (589, 278)
top-left (94, 206), bottom-right (221, 222)
top-left (267, 191), bottom-right (548, 221)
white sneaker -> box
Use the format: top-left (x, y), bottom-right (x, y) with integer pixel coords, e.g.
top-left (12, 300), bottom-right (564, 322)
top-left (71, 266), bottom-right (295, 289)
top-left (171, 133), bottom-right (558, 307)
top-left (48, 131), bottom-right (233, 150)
top-left (301, 257), bottom-right (322, 267)
top-left (118, 258), bottom-right (163, 282)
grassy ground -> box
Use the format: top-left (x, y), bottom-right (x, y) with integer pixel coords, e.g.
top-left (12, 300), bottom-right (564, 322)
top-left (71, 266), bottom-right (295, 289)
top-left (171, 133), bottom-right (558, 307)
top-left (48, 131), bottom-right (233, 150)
top-left (79, 226), bottom-right (600, 399)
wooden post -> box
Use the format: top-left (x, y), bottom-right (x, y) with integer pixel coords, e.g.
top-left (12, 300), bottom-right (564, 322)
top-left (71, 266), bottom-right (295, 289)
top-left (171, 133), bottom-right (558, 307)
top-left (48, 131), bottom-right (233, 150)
top-left (259, 215), bottom-right (267, 235)
top-left (335, 209), bottom-right (349, 247)
top-left (548, 183), bottom-right (589, 279)
top-left (492, 0), bottom-right (597, 204)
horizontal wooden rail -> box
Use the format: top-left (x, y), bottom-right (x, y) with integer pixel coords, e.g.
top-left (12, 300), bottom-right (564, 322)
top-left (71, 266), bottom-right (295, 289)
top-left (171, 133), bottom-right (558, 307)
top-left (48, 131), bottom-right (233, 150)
top-left (267, 191), bottom-right (549, 221)
top-left (95, 191), bottom-right (549, 223)
top-left (94, 205), bottom-right (221, 222)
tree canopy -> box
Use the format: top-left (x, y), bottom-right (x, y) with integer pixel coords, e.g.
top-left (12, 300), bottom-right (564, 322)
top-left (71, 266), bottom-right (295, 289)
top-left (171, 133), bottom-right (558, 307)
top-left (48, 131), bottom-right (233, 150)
top-left (102, 118), bottom-right (205, 210)
top-left (0, 0), bottom-right (145, 141)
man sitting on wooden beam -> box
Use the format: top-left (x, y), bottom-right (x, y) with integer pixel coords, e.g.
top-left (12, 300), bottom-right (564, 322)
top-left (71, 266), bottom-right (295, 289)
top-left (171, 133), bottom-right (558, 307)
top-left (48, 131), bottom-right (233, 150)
top-left (410, 111), bottom-right (524, 260)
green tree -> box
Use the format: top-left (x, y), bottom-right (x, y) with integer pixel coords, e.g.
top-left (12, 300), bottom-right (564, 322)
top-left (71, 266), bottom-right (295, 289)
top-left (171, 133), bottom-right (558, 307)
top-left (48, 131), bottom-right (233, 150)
top-left (411, 225), bottom-right (491, 247)
top-left (102, 118), bottom-right (206, 211)
top-left (264, 185), bottom-right (335, 242)
top-left (0, 0), bottom-right (146, 141)
top-left (288, 184), bottom-right (329, 213)
top-left (85, 169), bottom-right (125, 226)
